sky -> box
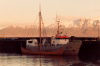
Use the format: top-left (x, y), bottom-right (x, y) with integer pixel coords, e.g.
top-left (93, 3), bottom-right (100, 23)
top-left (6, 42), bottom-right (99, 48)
top-left (0, 0), bottom-right (100, 28)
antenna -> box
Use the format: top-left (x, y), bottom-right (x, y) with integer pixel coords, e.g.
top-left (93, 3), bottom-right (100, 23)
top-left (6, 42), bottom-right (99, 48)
top-left (56, 15), bottom-right (60, 34)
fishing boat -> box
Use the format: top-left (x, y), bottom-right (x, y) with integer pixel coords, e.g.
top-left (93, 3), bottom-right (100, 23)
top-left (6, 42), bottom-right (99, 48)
top-left (21, 4), bottom-right (69, 55)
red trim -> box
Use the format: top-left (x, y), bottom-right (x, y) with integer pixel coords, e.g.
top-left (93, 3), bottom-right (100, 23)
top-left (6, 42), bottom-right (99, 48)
top-left (56, 36), bottom-right (69, 38)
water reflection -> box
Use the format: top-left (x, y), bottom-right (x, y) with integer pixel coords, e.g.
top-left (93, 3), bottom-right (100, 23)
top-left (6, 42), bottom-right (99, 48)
top-left (0, 54), bottom-right (99, 66)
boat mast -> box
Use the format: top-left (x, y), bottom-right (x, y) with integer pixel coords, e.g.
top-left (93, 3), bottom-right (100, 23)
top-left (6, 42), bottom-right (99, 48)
top-left (39, 3), bottom-right (42, 44)
top-left (38, 1), bottom-right (42, 66)
top-left (56, 15), bottom-right (60, 34)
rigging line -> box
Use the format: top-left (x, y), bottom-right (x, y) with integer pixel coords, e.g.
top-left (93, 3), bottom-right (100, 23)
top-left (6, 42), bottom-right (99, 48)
top-left (24, 27), bottom-right (28, 37)
top-left (26, 28), bottom-right (29, 37)
top-left (41, 17), bottom-right (47, 37)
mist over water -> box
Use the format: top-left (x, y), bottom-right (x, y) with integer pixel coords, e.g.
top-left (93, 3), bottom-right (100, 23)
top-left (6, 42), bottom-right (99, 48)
top-left (0, 23), bottom-right (100, 37)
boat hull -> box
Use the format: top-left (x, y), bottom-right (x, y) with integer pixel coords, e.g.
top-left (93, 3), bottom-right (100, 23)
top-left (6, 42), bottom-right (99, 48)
top-left (21, 40), bottom-right (82, 56)
top-left (63, 40), bottom-right (82, 56)
top-left (21, 45), bottom-right (66, 55)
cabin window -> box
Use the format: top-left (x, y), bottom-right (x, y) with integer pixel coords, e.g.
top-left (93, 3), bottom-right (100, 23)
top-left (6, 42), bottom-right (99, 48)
top-left (28, 41), bottom-right (33, 43)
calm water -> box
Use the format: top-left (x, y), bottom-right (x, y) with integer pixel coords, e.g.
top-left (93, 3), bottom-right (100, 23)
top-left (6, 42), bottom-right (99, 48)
top-left (0, 54), bottom-right (99, 66)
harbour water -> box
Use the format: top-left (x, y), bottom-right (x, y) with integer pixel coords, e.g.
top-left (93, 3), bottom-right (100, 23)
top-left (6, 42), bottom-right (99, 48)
top-left (0, 54), bottom-right (99, 66)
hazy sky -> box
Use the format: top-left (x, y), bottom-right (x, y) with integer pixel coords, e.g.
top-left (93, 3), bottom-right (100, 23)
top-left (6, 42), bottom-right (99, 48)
top-left (0, 0), bottom-right (100, 28)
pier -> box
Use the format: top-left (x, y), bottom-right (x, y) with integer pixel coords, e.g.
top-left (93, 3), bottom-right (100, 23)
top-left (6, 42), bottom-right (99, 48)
top-left (0, 36), bottom-right (99, 57)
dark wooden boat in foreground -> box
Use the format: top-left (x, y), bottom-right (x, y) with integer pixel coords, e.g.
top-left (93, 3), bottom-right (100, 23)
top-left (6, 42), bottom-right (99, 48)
top-left (21, 44), bottom-right (67, 55)
top-left (21, 4), bottom-right (69, 55)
